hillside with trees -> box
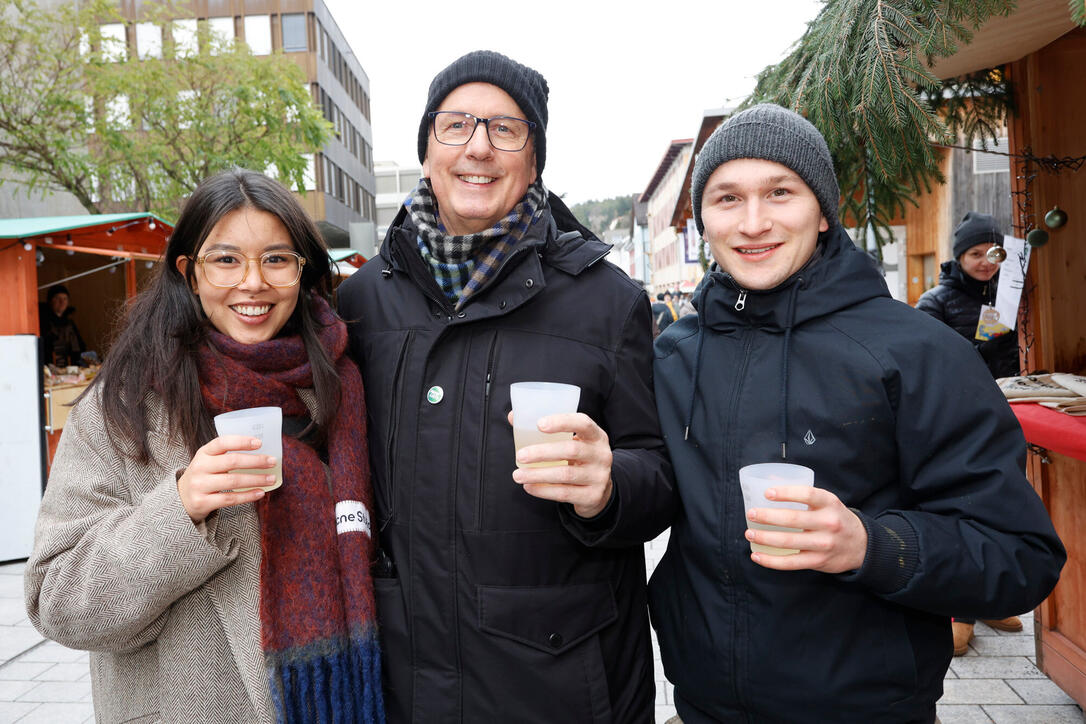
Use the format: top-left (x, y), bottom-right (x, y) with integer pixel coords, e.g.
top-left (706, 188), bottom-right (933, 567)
top-left (570, 195), bottom-right (635, 237)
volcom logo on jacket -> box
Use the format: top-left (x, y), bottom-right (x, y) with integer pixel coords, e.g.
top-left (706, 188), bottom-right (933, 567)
top-left (804, 430), bottom-right (816, 445)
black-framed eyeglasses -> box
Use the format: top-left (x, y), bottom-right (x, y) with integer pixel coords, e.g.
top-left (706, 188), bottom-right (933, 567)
top-left (428, 111), bottom-right (536, 152)
top-left (194, 249), bottom-right (306, 288)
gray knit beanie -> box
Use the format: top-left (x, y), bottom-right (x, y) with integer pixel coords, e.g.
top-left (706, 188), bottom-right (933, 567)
top-left (953, 211), bottom-right (1003, 259)
top-left (691, 104), bottom-right (840, 234)
top-left (417, 50), bottom-right (549, 175)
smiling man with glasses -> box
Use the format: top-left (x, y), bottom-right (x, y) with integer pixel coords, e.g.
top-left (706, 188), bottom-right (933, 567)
top-left (337, 50), bottom-right (674, 722)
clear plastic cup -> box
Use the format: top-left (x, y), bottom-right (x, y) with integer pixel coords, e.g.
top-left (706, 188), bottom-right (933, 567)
top-left (509, 382), bottom-right (581, 469)
top-left (213, 406), bottom-right (283, 492)
top-left (739, 462), bottom-right (815, 555)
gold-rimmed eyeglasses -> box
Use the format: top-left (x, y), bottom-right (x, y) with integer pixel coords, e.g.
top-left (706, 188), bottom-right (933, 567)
top-left (194, 249), bottom-right (306, 288)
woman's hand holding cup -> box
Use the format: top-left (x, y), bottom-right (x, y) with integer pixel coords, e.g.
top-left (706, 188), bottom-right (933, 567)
top-left (177, 436), bottom-right (275, 525)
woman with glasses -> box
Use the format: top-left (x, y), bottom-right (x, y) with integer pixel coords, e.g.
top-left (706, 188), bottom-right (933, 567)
top-left (25, 169), bottom-right (384, 723)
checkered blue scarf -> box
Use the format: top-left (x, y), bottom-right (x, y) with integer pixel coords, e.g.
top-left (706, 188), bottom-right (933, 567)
top-left (405, 178), bottom-right (547, 310)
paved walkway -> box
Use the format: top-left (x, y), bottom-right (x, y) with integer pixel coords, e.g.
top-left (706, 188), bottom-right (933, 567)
top-left (2, 547), bottom-right (1083, 723)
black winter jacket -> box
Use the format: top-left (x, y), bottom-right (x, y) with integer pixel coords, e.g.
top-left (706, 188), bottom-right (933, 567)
top-left (915, 260), bottom-right (1019, 378)
top-left (650, 227), bottom-right (1064, 723)
top-left (337, 195), bottom-right (675, 723)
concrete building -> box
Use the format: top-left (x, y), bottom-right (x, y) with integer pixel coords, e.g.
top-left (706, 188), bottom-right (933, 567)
top-left (375, 161), bottom-right (422, 244)
top-left (20, 0), bottom-right (377, 255)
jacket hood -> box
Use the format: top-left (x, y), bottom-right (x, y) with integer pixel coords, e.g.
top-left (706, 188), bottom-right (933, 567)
top-left (678, 226), bottom-right (890, 456)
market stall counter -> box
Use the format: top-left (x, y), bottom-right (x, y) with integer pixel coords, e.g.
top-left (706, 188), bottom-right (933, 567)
top-left (1012, 403), bottom-right (1086, 461)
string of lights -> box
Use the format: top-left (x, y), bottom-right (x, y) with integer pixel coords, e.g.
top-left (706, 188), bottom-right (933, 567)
top-left (934, 142), bottom-right (1086, 174)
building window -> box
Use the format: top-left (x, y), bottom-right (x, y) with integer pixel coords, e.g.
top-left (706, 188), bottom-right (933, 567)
top-left (376, 174), bottom-right (397, 195)
top-left (100, 23), bottom-right (127, 62)
top-left (324, 157), bottom-right (335, 196)
top-left (135, 23), bottom-right (161, 59)
top-left (302, 154), bottom-right (316, 191)
top-left (172, 19), bottom-right (198, 58)
top-left (207, 17), bottom-right (234, 54)
top-left (176, 90), bottom-right (196, 129)
top-left (973, 137), bottom-right (1011, 174)
top-left (281, 14), bottom-right (307, 52)
top-left (399, 170), bottom-right (420, 190)
top-left (106, 95), bottom-right (130, 129)
top-left (243, 15), bottom-right (271, 55)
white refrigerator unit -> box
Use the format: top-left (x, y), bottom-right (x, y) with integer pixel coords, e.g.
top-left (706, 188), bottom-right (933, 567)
top-left (0, 335), bottom-right (44, 561)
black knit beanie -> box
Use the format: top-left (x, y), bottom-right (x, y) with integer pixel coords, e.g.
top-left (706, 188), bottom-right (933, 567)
top-left (690, 104), bottom-right (840, 235)
top-left (47, 284), bottom-right (69, 302)
top-left (417, 50), bottom-right (549, 176)
top-left (953, 212), bottom-right (1003, 259)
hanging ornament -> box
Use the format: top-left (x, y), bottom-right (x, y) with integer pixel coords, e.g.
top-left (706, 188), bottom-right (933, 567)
top-left (1044, 206), bottom-right (1068, 229)
top-left (1026, 228), bottom-right (1050, 247)
top-left (986, 244), bottom-right (1007, 263)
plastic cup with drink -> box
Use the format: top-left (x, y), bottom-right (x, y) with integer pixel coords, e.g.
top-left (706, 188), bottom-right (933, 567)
top-left (739, 462), bottom-right (815, 555)
top-left (212, 406), bottom-right (283, 492)
top-left (510, 382), bottom-right (581, 469)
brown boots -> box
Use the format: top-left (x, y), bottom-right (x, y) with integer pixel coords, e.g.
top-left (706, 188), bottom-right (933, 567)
top-left (952, 621), bottom-right (975, 655)
top-left (983, 616), bottom-right (1024, 632)
top-left (953, 616), bottom-right (1023, 656)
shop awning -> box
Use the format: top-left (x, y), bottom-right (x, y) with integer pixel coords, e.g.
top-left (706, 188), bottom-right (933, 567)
top-left (0, 212), bottom-right (170, 240)
top-left (328, 247), bottom-right (367, 275)
top-left (929, 0), bottom-right (1076, 79)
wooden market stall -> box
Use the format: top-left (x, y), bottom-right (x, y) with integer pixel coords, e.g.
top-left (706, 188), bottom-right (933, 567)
top-left (0, 213), bottom-right (172, 470)
top-left (929, 3), bottom-right (1086, 705)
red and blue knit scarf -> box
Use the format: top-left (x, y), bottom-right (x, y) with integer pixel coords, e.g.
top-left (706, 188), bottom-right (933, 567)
top-left (197, 295), bottom-right (384, 724)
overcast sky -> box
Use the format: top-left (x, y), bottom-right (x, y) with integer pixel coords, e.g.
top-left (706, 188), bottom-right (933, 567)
top-left (323, 0), bottom-right (824, 205)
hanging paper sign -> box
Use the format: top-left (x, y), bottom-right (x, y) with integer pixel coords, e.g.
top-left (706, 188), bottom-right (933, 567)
top-left (993, 234), bottom-right (1030, 331)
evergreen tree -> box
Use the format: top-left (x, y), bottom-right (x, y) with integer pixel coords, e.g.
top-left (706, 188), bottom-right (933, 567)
top-left (746, 0), bottom-right (1085, 257)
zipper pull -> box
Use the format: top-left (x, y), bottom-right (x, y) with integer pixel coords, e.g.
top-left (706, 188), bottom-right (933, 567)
top-left (485, 371), bottom-right (492, 399)
top-left (734, 291), bottom-right (747, 311)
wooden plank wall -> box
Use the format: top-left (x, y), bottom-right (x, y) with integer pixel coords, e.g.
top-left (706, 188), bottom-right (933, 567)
top-left (1010, 27), bottom-right (1086, 709)
top-left (1011, 29), bottom-right (1086, 375)
top-left (904, 147), bottom-right (952, 304)
top-left (950, 146), bottom-right (1013, 237)
top-left (0, 241), bottom-right (39, 336)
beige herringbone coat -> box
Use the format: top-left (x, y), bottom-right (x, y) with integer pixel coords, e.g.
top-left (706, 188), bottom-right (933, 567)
top-left (24, 390), bottom-right (275, 723)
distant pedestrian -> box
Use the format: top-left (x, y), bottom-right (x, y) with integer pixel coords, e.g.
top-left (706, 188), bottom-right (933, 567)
top-left (650, 104), bottom-right (1064, 723)
top-left (917, 211), bottom-right (1025, 654)
top-left (653, 292), bottom-right (677, 334)
top-left (25, 169), bottom-right (384, 723)
top-left (677, 292), bottom-right (696, 317)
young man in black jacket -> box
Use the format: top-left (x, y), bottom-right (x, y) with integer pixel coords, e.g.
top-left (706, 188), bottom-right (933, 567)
top-left (338, 51), bottom-right (674, 722)
top-left (650, 104), bottom-right (1065, 723)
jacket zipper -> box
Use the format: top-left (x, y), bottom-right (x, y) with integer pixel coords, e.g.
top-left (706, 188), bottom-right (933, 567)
top-left (725, 328), bottom-right (755, 712)
top-left (380, 331), bottom-right (412, 532)
top-left (734, 290), bottom-right (747, 311)
top-left (476, 333), bottom-right (500, 529)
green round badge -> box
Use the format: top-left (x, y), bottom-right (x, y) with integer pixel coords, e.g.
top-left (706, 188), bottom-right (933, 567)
top-left (426, 386), bottom-right (444, 404)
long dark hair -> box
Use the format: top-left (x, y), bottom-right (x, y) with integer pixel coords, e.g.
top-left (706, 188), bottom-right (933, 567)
top-left (93, 168), bottom-right (340, 463)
